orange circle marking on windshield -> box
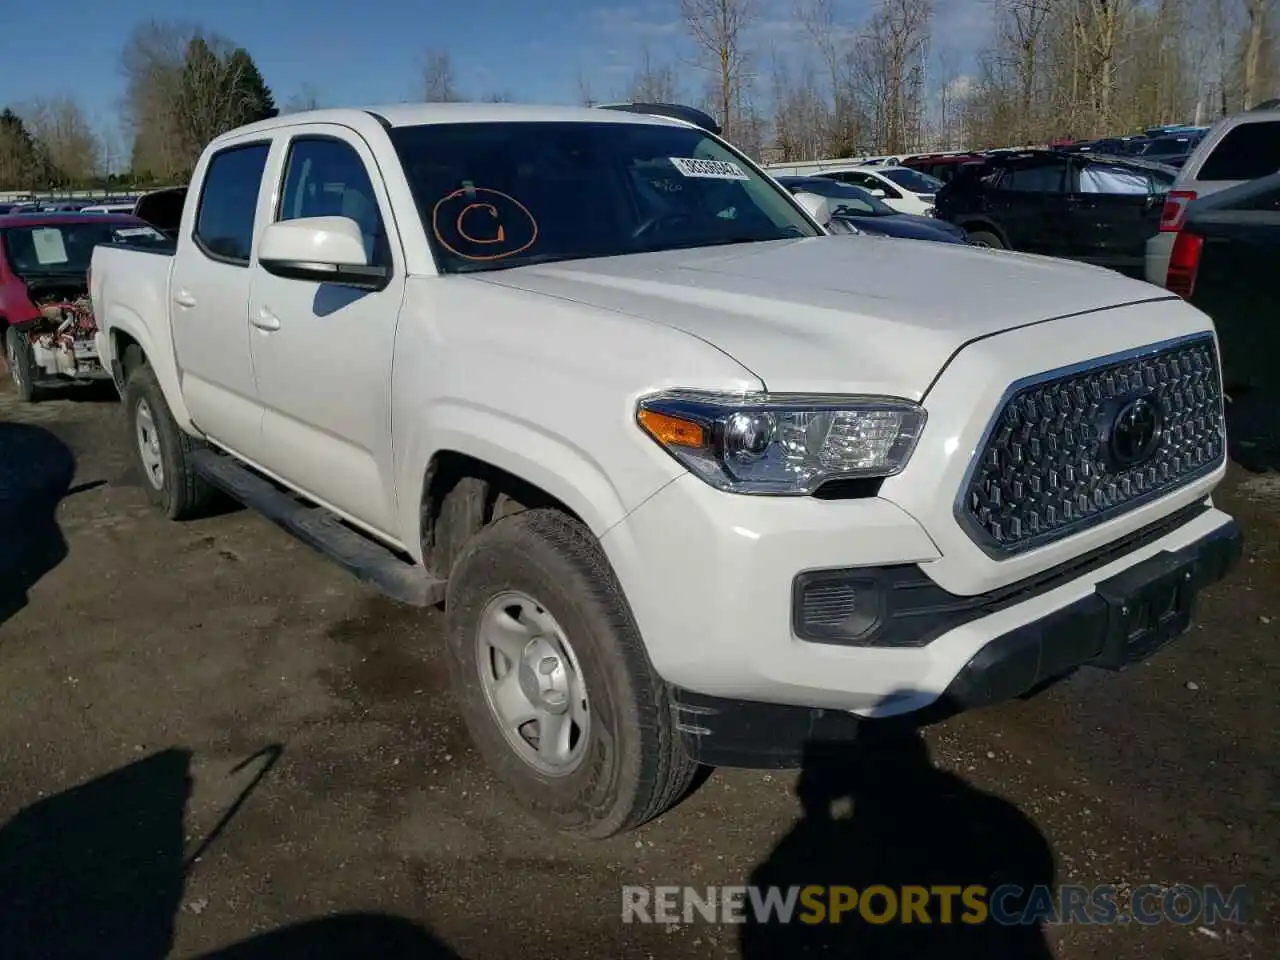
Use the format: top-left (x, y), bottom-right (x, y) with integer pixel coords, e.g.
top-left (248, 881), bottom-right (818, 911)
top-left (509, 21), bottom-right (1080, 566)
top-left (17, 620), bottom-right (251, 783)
top-left (457, 203), bottom-right (506, 244)
top-left (431, 187), bottom-right (538, 261)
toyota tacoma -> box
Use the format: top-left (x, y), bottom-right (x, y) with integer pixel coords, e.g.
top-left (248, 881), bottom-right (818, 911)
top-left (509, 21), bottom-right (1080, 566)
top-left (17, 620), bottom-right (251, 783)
top-left (89, 103), bottom-right (1241, 838)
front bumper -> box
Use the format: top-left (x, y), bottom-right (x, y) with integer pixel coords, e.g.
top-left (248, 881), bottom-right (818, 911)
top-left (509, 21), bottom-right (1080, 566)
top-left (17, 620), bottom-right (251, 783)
top-left (602, 464), bottom-right (1237, 718)
top-left (666, 517), bottom-right (1241, 769)
top-left (942, 515), bottom-right (1241, 708)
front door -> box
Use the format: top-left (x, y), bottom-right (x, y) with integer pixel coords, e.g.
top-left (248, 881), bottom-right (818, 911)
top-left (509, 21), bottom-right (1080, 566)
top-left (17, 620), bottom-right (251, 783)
top-left (246, 126), bottom-right (404, 540)
top-left (169, 140), bottom-right (271, 461)
top-left (985, 158), bottom-right (1070, 255)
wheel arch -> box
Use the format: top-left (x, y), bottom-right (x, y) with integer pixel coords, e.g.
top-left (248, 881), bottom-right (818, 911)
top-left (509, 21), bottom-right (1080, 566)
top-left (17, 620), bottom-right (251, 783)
top-left (956, 217), bottom-right (1010, 247)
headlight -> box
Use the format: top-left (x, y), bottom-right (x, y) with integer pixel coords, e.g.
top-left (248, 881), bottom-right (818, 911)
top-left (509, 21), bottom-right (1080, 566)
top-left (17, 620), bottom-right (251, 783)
top-left (636, 391), bottom-right (927, 495)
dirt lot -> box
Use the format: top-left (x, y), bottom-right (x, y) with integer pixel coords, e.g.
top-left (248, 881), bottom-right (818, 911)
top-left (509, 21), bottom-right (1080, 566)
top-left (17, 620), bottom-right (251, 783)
top-left (0, 378), bottom-right (1276, 959)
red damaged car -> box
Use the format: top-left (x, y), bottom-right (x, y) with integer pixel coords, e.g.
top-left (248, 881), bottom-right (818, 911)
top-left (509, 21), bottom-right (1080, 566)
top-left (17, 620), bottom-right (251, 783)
top-left (1, 211), bottom-right (170, 402)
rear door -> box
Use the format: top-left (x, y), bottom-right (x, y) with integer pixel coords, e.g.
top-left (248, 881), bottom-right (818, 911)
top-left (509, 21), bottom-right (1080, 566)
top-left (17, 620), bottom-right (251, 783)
top-left (1063, 160), bottom-right (1169, 275)
top-left (169, 139), bottom-right (271, 461)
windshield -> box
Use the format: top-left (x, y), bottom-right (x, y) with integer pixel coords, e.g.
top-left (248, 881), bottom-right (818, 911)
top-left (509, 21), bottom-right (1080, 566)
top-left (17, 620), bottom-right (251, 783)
top-left (1, 220), bottom-right (168, 276)
top-left (389, 120), bottom-right (819, 274)
top-left (780, 178), bottom-right (895, 216)
top-left (880, 168), bottom-right (944, 193)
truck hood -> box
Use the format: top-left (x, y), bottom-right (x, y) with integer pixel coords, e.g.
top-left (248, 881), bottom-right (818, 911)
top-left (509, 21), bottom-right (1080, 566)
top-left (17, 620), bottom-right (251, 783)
top-left (473, 236), bottom-right (1175, 399)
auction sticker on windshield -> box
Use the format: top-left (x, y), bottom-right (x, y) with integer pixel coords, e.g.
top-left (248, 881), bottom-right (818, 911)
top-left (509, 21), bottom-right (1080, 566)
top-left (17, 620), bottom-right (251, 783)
top-left (669, 157), bottom-right (750, 181)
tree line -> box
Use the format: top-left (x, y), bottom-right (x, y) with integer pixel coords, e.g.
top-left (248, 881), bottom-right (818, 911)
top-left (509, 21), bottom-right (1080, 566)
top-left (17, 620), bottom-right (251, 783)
top-left (2, 2), bottom-right (1276, 191)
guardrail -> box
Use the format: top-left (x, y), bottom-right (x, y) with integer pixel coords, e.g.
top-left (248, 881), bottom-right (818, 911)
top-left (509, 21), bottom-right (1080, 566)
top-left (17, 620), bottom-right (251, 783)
top-left (1, 187), bottom-right (182, 203)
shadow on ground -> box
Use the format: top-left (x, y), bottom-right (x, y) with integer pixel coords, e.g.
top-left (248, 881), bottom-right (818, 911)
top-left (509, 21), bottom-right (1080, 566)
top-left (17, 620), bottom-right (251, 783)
top-left (0, 422), bottom-right (74, 628)
top-left (740, 720), bottom-right (1056, 959)
top-left (1226, 391), bottom-right (1280, 473)
top-left (0, 746), bottom-right (458, 959)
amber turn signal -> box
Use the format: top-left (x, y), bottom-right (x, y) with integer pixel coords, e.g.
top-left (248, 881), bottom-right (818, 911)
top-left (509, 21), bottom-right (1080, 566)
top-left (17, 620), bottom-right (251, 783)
top-left (638, 408), bottom-right (706, 448)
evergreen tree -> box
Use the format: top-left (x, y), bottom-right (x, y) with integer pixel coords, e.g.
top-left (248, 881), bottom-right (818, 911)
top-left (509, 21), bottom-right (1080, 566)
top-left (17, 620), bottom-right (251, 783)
top-left (0, 108), bottom-right (39, 189)
top-left (227, 48), bottom-right (278, 123)
top-left (0, 107), bottom-right (58, 190)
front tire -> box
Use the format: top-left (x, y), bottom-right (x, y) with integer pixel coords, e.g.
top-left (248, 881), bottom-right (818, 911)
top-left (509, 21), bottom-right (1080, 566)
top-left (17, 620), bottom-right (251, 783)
top-left (445, 508), bottom-right (697, 838)
top-left (122, 361), bottom-right (212, 520)
top-left (965, 229), bottom-right (1004, 249)
top-left (5, 326), bottom-right (41, 403)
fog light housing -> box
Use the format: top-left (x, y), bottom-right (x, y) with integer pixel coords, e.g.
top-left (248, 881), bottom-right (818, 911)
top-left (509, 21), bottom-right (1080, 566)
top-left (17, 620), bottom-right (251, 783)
top-left (793, 571), bottom-right (885, 643)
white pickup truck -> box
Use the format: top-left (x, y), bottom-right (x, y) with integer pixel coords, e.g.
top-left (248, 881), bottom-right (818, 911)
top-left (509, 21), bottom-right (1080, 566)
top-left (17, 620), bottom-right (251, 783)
top-left (90, 103), bottom-right (1241, 838)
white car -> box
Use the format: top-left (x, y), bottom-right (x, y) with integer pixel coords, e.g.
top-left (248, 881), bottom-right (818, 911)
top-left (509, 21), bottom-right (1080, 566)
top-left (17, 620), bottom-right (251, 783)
top-left (1146, 107), bottom-right (1280, 288)
top-left (810, 165), bottom-right (944, 216)
top-left (90, 102), bottom-right (1239, 838)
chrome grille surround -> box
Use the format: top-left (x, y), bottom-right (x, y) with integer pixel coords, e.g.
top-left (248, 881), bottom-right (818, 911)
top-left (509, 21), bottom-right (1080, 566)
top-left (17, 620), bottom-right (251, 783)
top-left (956, 333), bottom-right (1225, 557)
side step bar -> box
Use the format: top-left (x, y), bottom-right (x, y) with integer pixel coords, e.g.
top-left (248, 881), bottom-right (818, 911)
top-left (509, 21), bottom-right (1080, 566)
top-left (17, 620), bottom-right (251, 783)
top-left (191, 449), bottom-right (447, 607)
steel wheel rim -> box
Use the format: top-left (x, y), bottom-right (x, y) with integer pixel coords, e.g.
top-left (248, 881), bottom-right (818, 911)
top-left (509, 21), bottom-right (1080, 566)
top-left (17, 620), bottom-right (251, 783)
top-left (476, 590), bottom-right (591, 776)
top-left (135, 398), bottom-right (165, 490)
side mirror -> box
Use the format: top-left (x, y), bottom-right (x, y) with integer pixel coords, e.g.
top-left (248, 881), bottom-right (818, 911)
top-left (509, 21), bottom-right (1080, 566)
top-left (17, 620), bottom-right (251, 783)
top-left (258, 216), bottom-right (388, 290)
top-left (867, 187), bottom-right (888, 198)
top-left (793, 192), bottom-right (833, 227)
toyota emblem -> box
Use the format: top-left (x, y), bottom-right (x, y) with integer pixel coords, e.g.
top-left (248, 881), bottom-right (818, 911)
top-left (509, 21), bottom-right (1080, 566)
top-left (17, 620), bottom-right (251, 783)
top-left (1109, 396), bottom-right (1164, 467)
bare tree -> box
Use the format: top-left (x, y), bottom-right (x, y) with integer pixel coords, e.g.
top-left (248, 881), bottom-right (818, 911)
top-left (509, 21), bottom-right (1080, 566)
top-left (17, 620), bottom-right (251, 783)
top-left (421, 49), bottom-right (462, 102)
top-left (796, 0), bottom-right (864, 155)
top-left (1243, 0), bottom-right (1271, 108)
top-left (769, 52), bottom-right (829, 160)
top-left (120, 20), bottom-right (197, 180)
top-left (576, 67), bottom-right (597, 107)
top-left (853, 0), bottom-right (933, 152)
top-left (997, 0), bottom-right (1053, 143)
top-left (283, 83), bottom-right (323, 113)
top-left (630, 44), bottom-right (680, 102)
top-left (680, 0), bottom-right (758, 138)
top-left (20, 96), bottom-right (102, 185)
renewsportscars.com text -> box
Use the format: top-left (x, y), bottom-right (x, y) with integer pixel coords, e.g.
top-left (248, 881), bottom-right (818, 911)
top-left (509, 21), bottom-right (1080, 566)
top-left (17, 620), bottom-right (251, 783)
top-left (621, 884), bottom-right (1249, 927)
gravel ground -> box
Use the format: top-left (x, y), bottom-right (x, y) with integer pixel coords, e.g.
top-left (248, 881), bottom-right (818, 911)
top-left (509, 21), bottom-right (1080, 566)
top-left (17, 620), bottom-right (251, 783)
top-left (0, 377), bottom-right (1275, 959)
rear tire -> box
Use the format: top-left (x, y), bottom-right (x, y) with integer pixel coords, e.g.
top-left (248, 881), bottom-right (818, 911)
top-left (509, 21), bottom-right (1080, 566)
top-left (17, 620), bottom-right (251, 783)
top-left (445, 508), bottom-right (697, 838)
top-left (5, 326), bottom-right (41, 403)
top-left (965, 229), bottom-right (1004, 249)
top-left (122, 360), bottom-right (213, 520)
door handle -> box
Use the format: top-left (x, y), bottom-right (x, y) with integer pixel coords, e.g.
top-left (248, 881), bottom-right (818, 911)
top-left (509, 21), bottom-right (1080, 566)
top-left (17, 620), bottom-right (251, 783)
top-left (250, 307), bottom-right (281, 331)
top-left (173, 289), bottom-right (197, 308)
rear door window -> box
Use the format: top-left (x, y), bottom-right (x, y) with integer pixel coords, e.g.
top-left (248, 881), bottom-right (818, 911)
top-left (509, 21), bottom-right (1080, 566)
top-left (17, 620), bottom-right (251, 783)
top-left (997, 163), bottom-right (1066, 193)
top-left (1197, 121), bottom-right (1280, 180)
top-left (1078, 163), bottom-right (1152, 195)
top-left (193, 143), bottom-right (270, 264)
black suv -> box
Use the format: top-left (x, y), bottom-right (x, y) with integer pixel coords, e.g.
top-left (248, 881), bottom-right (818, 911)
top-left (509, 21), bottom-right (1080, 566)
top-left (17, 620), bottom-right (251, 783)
top-left (935, 150), bottom-right (1177, 276)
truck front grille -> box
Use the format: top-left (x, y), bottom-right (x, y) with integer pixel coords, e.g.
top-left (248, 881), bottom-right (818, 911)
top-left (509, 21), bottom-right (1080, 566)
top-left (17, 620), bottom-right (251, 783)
top-left (958, 334), bottom-right (1225, 556)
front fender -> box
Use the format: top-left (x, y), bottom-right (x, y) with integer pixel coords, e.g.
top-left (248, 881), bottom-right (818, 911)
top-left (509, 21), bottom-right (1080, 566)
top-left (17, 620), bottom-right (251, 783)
top-left (394, 399), bottom-right (682, 562)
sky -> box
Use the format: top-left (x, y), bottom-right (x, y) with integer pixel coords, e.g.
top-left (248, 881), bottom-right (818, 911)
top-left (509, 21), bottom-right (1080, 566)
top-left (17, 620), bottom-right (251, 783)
top-left (1, 0), bottom-right (992, 148)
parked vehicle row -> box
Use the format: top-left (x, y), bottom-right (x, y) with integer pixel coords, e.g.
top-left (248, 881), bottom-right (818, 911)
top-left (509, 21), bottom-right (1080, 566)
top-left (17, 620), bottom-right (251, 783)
top-left (0, 196), bottom-right (142, 216)
top-left (775, 176), bottom-right (967, 244)
top-left (77, 101), bottom-right (1238, 840)
top-left (934, 149), bottom-right (1177, 275)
